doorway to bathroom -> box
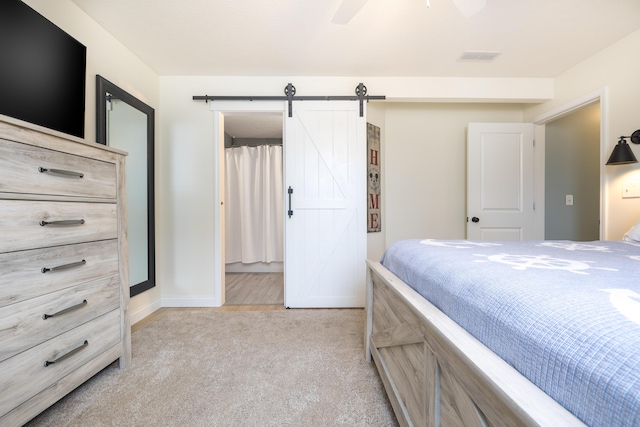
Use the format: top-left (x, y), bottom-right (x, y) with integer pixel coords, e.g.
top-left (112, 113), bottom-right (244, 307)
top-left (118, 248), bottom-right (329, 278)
top-left (211, 100), bottom-right (367, 308)
top-left (222, 112), bottom-right (284, 306)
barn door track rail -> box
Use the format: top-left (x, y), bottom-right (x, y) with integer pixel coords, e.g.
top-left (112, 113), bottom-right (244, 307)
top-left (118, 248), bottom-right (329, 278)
top-left (193, 83), bottom-right (385, 117)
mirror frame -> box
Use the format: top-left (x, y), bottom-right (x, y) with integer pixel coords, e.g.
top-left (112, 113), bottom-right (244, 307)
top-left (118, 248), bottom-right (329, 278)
top-left (96, 75), bottom-right (155, 297)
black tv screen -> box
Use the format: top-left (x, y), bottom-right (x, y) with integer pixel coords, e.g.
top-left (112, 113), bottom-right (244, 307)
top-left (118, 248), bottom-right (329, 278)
top-left (0, 0), bottom-right (86, 138)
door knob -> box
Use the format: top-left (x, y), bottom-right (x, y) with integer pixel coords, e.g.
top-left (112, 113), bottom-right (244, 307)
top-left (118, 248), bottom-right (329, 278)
top-left (471, 217), bottom-right (480, 223)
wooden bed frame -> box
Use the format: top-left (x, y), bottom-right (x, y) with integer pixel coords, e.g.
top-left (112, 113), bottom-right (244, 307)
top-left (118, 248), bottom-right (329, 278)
top-left (365, 260), bottom-right (587, 427)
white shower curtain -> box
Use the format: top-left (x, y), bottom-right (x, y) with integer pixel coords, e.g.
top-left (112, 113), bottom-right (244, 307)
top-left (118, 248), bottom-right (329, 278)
top-left (225, 145), bottom-right (284, 264)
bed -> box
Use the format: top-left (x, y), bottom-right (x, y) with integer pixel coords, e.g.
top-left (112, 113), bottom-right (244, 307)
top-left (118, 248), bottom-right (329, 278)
top-left (365, 239), bottom-right (640, 427)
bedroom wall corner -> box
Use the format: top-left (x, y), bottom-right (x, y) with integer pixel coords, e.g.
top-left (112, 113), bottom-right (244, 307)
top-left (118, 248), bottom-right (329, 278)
top-left (523, 29), bottom-right (640, 240)
top-left (21, 0), bottom-right (162, 321)
top-left (22, 0), bottom-right (159, 141)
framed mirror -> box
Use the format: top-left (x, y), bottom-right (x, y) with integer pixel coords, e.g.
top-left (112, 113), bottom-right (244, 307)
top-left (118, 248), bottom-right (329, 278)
top-left (96, 75), bottom-right (155, 297)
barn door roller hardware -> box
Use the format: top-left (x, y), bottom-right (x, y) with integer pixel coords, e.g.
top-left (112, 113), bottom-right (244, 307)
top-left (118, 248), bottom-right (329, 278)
top-left (193, 83), bottom-right (385, 117)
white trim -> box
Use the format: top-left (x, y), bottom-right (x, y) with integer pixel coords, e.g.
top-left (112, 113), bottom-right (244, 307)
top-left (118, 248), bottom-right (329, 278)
top-left (533, 87), bottom-right (609, 240)
top-left (213, 111), bottom-right (224, 307)
top-left (533, 89), bottom-right (603, 124)
top-left (130, 299), bottom-right (162, 325)
top-left (533, 125), bottom-right (545, 240)
top-left (210, 101), bottom-right (287, 307)
top-left (161, 297), bottom-right (218, 307)
top-left (225, 262), bottom-right (284, 273)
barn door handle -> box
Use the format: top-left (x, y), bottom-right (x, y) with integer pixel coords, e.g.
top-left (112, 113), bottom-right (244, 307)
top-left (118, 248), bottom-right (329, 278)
top-left (472, 217), bottom-right (480, 223)
top-left (288, 187), bottom-right (293, 218)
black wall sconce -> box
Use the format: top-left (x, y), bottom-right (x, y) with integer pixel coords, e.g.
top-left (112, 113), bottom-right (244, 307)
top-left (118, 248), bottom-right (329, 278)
top-left (606, 130), bottom-right (640, 165)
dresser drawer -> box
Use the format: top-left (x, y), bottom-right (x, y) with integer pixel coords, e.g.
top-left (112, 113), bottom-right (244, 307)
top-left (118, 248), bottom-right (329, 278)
top-left (0, 200), bottom-right (117, 253)
top-left (0, 240), bottom-right (118, 309)
top-left (0, 138), bottom-right (116, 199)
top-left (0, 275), bottom-right (119, 363)
top-left (0, 309), bottom-right (120, 418)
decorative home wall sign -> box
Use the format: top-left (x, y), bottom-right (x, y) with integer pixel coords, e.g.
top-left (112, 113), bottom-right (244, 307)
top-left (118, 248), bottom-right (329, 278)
top-left (367, 123), bottom-right (381, 232)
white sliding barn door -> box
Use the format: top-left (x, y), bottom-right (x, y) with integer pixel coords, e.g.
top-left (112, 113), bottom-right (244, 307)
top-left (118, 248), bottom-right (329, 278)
top-left (467, 123), bottom-right (535, 241)
top-left (284, 101), bottom-right (366, 308)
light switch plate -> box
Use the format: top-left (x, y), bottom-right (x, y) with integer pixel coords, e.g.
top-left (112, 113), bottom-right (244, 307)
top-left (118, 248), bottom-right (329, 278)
top-left (622, 182), bottom-right (640, 198)
top-left (565, 195), bottom-right (573, 206)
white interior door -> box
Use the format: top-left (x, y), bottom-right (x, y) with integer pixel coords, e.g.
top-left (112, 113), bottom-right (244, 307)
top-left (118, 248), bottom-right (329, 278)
top-left (467, 123), bottom-right (535, 240)
top-left (284, 101), bottom-right (366, 308)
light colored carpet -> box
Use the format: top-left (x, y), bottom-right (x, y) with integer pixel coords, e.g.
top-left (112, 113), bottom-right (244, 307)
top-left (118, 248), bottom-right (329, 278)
top-left (26, 308), bottom-right (397, 426)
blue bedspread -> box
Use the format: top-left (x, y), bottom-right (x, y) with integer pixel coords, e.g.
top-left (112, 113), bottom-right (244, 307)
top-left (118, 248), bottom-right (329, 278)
top-left (381, 239), bottom-right (640, 427)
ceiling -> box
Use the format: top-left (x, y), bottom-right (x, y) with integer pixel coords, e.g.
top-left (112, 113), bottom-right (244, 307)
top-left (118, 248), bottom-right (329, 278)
top-left (72, 0), bottom-right (640, 78)
top-left (70, 0), bottom-right (640, 137)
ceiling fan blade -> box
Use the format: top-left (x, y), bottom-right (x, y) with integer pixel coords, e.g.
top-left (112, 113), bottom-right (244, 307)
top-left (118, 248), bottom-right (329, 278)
top-left (331, 0), bottom-right (370, 25)
top-left (451, 0), bottom-right (486, 18)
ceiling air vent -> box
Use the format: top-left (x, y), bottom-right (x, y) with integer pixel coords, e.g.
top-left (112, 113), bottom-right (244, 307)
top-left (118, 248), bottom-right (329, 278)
top-left (459, 51), bottom-right (501, 61)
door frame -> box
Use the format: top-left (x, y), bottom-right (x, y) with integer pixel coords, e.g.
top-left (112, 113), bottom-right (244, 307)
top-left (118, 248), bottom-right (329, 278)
top-left (532, 87), bottom-right (609, 240)
top-left (211, 101), bottom-right (286, 306)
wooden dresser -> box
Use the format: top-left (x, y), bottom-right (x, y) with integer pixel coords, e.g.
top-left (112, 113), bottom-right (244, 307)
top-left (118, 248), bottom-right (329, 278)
top-left (0, 116), bottom-right (130, 426)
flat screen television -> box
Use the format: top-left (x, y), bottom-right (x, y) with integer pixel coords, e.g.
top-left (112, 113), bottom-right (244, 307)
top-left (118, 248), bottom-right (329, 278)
top-left (0, 0), bottom-right (86, 138)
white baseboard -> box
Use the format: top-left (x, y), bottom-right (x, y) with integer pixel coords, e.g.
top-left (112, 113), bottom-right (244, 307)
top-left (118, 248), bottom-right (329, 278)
top-left (161, 297), bottom-right (221, 307)
top-left (225, 261), bottom-right (283, 273)
top-left (130, 299), bottom-right (162, 325)
top-left (130, 297), bottom-right (222, 325)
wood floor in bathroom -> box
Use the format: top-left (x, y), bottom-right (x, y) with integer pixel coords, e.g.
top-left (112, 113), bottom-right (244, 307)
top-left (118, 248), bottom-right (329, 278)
top-left (225, 272), bottom-right (284, 308)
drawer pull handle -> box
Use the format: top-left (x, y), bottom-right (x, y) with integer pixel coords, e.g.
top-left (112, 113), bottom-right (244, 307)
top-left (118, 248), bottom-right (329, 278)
top-left (44, 340), bottom-right (89, 367)
top-left (40, 219), bottom-right (85, 226)
top-left (42, 259), bottom-right (86, 273)
top-left (38, 167), bottom-right (84, 178)
top-left (42, 299), bottom-right (88, 320)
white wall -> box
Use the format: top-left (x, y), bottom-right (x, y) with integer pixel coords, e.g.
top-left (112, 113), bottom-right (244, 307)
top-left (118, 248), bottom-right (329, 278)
top-left (24, 0), bottom-right (161, 321)
top-left (158, 78), bottom-right (217, 305)
top-left (524, 29), bottom-right (640, 239)
top-left (383, 103), bottom-right (524, 245)
top-left (158, 77), bottom-right (533, 304)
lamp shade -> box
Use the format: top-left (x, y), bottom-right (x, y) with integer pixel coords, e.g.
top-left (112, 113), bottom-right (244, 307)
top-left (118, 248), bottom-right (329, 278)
top-left (606, 139), bottom-right (638, 165)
